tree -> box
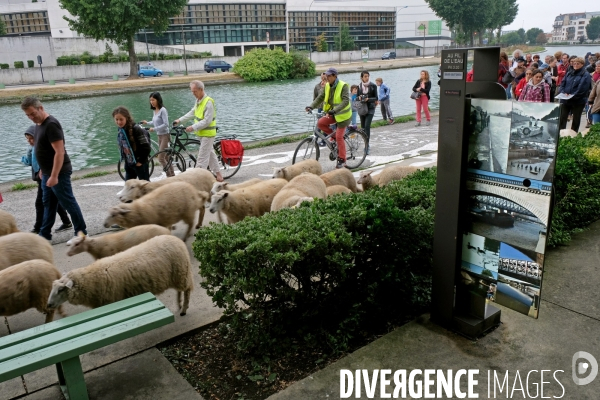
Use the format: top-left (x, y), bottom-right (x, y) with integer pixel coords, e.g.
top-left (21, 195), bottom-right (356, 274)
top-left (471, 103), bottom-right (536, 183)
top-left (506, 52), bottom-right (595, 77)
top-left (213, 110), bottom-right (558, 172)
top-left (526, 28), bottom-right (544, 44)
top-left (586, 16), bottom-right (600, 42)
top-left (501, 32), bottom-right (522, 45)
top-left (334, 22), bottom-right (355, 51)
top-left (517, 28), bottom-right (526, 43)
top-left (426, 0), bottom-right (495, 45)
top-left (0, 17), bottom-right (6, 36)
top-left (535, 32), bottom-right (547, 45)
top-left (59, 0), bottom-right (187, 79)
top-left (491, 0), bottom-right (518, 42)
top-left (315, 32), bottom-right (328, 52)
top-left (579, 35), bottom-right (586, 44)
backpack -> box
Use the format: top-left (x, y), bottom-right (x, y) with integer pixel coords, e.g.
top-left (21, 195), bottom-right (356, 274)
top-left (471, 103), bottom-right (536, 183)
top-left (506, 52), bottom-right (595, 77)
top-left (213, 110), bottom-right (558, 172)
top-left (220, 139), bottom-right (244, 167)
top-left (135, 124), bottom-right (151, 145)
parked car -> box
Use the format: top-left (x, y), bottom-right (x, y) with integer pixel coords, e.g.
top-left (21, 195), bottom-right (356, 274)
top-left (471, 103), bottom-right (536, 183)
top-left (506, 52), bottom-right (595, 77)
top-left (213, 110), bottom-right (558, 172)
top-left (138, 66), bottom-right (163, 77)
top-left (204, 60), bottom-right (232, 73)
top-left (381, 52), bottom-right (396, 60)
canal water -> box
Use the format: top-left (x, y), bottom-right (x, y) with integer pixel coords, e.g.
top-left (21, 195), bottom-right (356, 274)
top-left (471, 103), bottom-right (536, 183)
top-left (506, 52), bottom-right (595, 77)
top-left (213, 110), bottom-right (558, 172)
top-left (1, 65), bottom-right (440, 183)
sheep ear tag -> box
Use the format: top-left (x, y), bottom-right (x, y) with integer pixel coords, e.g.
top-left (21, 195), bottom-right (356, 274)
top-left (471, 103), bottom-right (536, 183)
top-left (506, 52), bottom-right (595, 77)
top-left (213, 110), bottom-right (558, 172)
top-left (66, 280), bottom-right (74, 288)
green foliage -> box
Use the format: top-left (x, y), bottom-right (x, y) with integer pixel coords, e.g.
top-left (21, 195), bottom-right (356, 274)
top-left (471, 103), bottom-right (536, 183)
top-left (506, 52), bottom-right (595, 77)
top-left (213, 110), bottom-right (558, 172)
top-left (526, 28), bottom-right (544, 44)
top-left (492, 0), bottom-right (518, 41)
top-left (200, 51), bottom-right (213, 57)
top-left (0, 17), bottom-right (5, 36)
top-left (315, 32), bottom-right (328, 52)
top-left (14, 61), bottom-right (24, 68)
top-left (550, 126), bottom-right (600, 246)
top-left (334, 22), bottom-right (355, 51)
top-left (59, 0), bottom-right (187, 76)
top-left (0, 64), bottom-right (9, 69)
top-left (233, 48), bottom-right (315, 82)
top-left (587, 17), bottom-right (600, 41)
top-left (194, 168), bottom-right (436, 355)
top-left (27, 60), bottom-right (34, 68)
top-left (517, 28), bottom-right (526, 43)
top-left (104, 43), bottom-right (114, 58)
top-left (72, 61), bottom-right (80, 65)
top-left (11, 182), bottom-right (37, 191)
top-left (501, 32), bottom-right (522, 45)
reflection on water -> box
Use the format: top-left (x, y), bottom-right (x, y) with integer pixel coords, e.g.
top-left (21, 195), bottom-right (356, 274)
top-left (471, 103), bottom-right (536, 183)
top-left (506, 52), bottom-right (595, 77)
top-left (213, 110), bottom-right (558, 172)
top-left (0, 65), bottom-right (439, 183)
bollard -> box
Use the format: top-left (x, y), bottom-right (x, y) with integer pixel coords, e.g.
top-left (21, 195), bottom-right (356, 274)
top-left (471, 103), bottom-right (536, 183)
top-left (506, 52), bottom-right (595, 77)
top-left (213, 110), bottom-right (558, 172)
top-left (0, 83), bottom-right (4, 89)
top-left (113, 74), bottom-right (119, 81)
top-left (69, 78), bottom-right (76, 84)
top-left (168, 72), bottom-right (174, 77)
top-left (216, 68), bottom-right (222, 73)
top-left (183, 71), bottom-right (188, 76)
top-left (48, 80), bottom-right (56, 85)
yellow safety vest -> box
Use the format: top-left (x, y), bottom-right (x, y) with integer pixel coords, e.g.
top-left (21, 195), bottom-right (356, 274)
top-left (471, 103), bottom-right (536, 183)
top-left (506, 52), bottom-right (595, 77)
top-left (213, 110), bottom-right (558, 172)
top-left (323, 80), bottom-right (352, 122)
top-left (193, 96), bottom-right (217, 137)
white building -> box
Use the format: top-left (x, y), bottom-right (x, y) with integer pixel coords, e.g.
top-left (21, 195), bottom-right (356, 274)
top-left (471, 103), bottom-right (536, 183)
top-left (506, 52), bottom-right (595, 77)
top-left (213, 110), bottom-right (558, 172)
top-left (551, 11), bottom-right (600, 43)
top-left (0, 0), bottom-right (451, 56)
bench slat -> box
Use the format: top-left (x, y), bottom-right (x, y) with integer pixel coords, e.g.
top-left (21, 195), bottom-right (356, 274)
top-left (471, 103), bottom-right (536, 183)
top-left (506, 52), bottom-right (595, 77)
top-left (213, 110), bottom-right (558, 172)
top-left (0, 293), bottom-right (157, 351)
top-left (0, 300), bottom-right (167, 363)
top-left (0, 308), bottom-right (173, 382)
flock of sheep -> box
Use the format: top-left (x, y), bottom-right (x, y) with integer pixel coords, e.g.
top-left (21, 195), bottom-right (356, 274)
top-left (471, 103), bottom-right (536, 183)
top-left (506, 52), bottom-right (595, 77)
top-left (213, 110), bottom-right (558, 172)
top-left (0, 160), bottom-right (419, 327)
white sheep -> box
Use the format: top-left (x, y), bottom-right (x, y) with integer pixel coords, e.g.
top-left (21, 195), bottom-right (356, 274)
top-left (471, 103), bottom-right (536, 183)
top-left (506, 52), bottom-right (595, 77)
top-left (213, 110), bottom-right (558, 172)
top-left (272, 159), bottom-right (322, 180)
top-left (48, 235), bottom-right (194, 316)
top-left (320, 168), bottom-right (358, 192)
top-left (209, 179), bottom-right (288, 223)
top-left (0, 209), bottom-right (19, 237)
top-left (326, 185), bottom-right (353, 197)
top-left (0, 260), bottom-right (65, 323)
top-left (210, 178), bottom-right (262, 195)
top-left (0, 232), bottom-right (54, 271)
top-left (357, 165), bottom-right (420, 191)
top-left (271, 173), bottom-right (327, 211)
top-left (118, 168), bottom-right (215, 202)
top-left (104, 182), bottom-right (209, 240)
top-left (66, 224), bottom-right (171, 259)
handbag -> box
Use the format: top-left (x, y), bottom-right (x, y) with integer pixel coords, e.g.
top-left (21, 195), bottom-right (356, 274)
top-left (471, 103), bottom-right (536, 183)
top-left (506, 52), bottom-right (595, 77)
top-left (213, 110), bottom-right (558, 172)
top-left (410, 91), bottom-right (421, 100)
top-left (353, 100), bottom-right (369, 116)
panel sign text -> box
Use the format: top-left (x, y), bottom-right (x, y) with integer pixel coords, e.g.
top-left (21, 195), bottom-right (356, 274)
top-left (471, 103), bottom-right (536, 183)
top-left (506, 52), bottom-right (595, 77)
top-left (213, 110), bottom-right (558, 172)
top-left (443, 52), bottom-right (465, 71)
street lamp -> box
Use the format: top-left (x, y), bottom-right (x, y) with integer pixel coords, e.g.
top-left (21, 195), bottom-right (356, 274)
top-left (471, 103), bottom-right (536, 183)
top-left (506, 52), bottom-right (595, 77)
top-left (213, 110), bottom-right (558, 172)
top-left (308, 0), bottom-right (316, 61)
top-left (395, 6), bottom-right (408, 53)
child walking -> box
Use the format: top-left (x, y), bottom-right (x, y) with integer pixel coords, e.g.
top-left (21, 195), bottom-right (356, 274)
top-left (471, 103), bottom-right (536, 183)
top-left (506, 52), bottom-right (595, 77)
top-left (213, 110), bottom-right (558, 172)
top-left (350, 84), bottom-right (359, 126)
top-left (21, 125), bottom-right (72, 234)
top-left (113, 107), bottom-right (151, 181)
top-left (375, 78), bottom-right (394, 125)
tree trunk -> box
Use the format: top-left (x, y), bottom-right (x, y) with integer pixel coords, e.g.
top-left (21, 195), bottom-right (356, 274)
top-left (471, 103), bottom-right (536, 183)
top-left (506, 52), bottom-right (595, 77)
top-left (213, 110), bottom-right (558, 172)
top-left (127, 37), bottom-right (139, 80)
top-left (470, 31), bottom-right (474, 47)
top-left (496, 27), bottom-right (502, 42)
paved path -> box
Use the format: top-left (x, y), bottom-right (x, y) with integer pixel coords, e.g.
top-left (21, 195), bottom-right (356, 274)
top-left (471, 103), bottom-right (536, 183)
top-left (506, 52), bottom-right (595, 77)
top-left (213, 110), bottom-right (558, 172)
top-left (0, 114), bottom-right (439, 399)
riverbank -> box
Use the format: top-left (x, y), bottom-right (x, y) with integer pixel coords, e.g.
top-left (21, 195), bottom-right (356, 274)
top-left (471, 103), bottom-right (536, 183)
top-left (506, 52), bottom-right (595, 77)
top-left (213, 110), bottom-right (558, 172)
top-left (0, 56), bottom-right (440, 104)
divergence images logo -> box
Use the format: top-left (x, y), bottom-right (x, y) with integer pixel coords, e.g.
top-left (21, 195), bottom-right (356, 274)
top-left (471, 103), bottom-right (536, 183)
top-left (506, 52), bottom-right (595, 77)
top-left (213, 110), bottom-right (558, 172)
top-left (572, 351), bottom-right (598, 386)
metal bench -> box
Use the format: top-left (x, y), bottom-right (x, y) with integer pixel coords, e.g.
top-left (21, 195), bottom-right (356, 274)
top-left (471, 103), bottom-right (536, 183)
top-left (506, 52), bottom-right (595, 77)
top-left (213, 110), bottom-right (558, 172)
top-left (0, 293), bottom-right (174, 400)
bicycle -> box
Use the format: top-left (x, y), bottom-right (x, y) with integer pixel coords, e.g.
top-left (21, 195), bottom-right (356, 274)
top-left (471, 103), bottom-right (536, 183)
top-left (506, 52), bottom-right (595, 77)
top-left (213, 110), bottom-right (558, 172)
top-left (117, 132), bottom-right (159, 181)
top-left (151, 125), bottom-right (242, 179)
top-left (293, 110), bottom-right (368, 169)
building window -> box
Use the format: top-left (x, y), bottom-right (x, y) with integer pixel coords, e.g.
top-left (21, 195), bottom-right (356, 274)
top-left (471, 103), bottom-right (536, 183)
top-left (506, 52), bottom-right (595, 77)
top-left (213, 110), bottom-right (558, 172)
top-left (0, 11), bottom-right (50, 35)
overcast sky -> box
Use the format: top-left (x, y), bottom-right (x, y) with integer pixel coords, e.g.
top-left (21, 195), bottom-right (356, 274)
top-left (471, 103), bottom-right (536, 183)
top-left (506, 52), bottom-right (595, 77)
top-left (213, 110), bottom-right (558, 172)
top-left (503, 3), bottom-right (591, 32)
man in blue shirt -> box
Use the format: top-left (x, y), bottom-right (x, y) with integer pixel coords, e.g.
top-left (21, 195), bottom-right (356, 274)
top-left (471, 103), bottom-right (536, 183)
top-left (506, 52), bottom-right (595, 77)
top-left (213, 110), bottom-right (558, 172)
top-left (376, 78), bottom-right (394, 125)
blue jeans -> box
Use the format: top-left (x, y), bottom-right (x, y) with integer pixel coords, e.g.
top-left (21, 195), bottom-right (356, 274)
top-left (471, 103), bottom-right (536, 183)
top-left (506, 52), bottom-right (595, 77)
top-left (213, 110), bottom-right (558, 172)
top-left (592, 113), bottom-right (600, 124)
top-left (40, 171), bottom-right (87, 240)
top-left (351, 110), bottom-right (357, 126)
top-left (506, 83), bottom-right (512, 99)
top-left (124, 162), bottom-right (150, 181)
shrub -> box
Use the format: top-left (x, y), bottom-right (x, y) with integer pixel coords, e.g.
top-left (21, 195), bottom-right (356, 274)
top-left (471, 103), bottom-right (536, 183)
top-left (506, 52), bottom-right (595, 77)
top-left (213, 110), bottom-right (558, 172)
top-left (91, 59), bottom-right (100, 64)
top-left (119, 54), bottom-right (128, 62)
top-left (80, 55), bottom-right (91, 64)
top-left (137, 54), bottom-right (148, 62)
top-left (14, 61), bottom-right (24, 68)
top-left (103, 43), bottom-right (114, 58)
top-left (98, 54), bottom-right (108, 63)
top-left (72, 61), bottom-right (80, 65)
top-left (174, 54), bottom-right (183, 59)
top-left (158, 53), bottom-right (165, 60)
top-left (194, 168), bottom-right (436, 356)
top-left (109, 57), bottom-right (119, 63)
top-left (289, 50), bottom-right (316, 79)
top-left (200, 51), bottom-right (213, 57)
top-left (233, 47), bottom-right (315, 82)
top-left (550, 126), bottom-right (600, 246)
top-left (0, 63), bottom-right (9, 69)
top-left (27, 60), bottom-right (34, 68)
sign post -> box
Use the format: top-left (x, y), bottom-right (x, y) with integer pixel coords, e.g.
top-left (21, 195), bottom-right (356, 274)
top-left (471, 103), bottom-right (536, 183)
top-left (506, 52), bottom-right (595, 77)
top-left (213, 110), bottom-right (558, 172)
top-left (361, 47), bottom-right (369, 62)
top-left (37, 55), bottom-right (44, 83)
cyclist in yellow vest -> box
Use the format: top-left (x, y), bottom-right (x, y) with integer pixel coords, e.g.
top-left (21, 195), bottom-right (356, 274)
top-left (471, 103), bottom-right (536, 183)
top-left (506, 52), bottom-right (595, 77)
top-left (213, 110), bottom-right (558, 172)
top-left (174, 80), bottom-right (224, 182)
top-left (306, 68), bottom-right (352, 169)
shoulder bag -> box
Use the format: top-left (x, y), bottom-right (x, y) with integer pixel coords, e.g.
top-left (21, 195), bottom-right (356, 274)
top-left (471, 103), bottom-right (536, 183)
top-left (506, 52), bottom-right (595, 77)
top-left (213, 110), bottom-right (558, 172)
top-left (410, 91), bottom-right (421, 100)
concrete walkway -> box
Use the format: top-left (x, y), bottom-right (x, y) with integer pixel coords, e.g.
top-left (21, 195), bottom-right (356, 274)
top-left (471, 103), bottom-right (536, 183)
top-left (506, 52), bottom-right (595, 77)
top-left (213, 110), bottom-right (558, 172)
top-left (0, 115), bottom-right (439, 399)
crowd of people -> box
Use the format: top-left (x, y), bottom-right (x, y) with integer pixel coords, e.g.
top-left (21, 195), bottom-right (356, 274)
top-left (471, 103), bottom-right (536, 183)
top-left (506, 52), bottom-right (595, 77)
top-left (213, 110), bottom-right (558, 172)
top-left (497, 49), bottom-right (597, 133)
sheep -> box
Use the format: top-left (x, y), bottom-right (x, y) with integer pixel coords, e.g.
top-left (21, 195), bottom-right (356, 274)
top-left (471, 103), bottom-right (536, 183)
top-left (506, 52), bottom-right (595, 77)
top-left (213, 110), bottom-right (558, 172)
top-left (0, 209), bottom-right (19, 237)
top-left (326, 185), bottom-right (353, 197)
top-left (47, 235), bottom-right (194, 316)
top-left (66, 224), bottom-right (171, 259)
top-left (357, 165), bottom-right (420, 191)
top-left (117, 168), bottom-right (215, 202)
top-left (0, 232), bottom-right (54, 271)
top-left (104, 182), bottom-right (209, 240)
top-left (210, 178), bottom-right (262, 195)
top-left (271, 173), bottom-right (327, 211)
top-left (320, 168), bottom-right (358, 192)
top-left (209, 179), bottom-right (288, 223)
top-left (0, 260), bottom-right (65, 324)
top-left (272, 159), bottom-right (322, 180)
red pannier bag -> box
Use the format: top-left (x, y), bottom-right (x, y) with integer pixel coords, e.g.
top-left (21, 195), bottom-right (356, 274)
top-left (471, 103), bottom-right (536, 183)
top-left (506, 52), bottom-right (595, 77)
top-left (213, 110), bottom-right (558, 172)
top-left (220, 139), bottom-right (244, 167)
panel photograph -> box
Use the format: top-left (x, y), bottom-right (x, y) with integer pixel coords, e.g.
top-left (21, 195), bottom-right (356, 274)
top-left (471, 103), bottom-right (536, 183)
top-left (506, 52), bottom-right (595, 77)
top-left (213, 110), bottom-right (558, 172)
top-left (496, 274), bottom-right (541, 318)
top-left (461, 232), bottom-right (500, 281)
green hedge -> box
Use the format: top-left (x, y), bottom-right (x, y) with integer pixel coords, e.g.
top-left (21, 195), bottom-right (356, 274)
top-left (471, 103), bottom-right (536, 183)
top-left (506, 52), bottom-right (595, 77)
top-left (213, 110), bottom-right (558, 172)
top-left (27, 60), bottom-right (34, 68)
top-left (0, 64), bottom-right (9, 69)
top-left (233, 47), bottom-right (315, 82)
top-left (14, 61), bottom-right (24, 68)
top-left (194, 168), bottom-right (436, 355)
top-left (550, 125), bottom-right (600, 246)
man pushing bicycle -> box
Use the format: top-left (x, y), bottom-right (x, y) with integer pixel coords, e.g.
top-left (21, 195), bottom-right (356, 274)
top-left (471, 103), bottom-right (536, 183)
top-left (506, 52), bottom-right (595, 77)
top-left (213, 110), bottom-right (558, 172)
top-left (306, 68), bottom-right (352, 169)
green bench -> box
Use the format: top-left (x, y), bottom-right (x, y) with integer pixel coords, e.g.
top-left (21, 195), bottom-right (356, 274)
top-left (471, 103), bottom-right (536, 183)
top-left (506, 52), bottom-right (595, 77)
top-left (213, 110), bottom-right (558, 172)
top-left (0, 293), bottom-right (174, 400)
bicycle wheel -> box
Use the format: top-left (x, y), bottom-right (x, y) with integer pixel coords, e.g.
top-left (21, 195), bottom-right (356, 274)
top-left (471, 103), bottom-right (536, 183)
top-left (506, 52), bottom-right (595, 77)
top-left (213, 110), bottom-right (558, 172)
top-left (344, 129), bottom-right (368, 169)
top-left (179, 139), bottom-right (201, 169)
top-left (292, 137), bottom-right (320, 164)
top-left (118, 158), bottom-right (155, 180)
top-left (214, 142), bottom-right (242, 179)
top-left (153, 150), bottom-right (186, 176)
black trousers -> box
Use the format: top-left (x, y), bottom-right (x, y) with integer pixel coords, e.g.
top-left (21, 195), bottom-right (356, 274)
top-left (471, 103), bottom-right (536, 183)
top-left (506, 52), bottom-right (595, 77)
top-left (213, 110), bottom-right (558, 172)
top-left (360, 113), bottom-right (375, 141)
top-left (559, 103), bottom-right (586, 133)
top-left (35, 179), bottom-right (70, 231)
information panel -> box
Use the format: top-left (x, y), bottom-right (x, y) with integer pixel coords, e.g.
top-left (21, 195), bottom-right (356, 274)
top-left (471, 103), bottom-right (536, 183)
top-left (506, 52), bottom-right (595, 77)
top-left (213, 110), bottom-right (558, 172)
top-left (459, 99), bottom-right (559, 318)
